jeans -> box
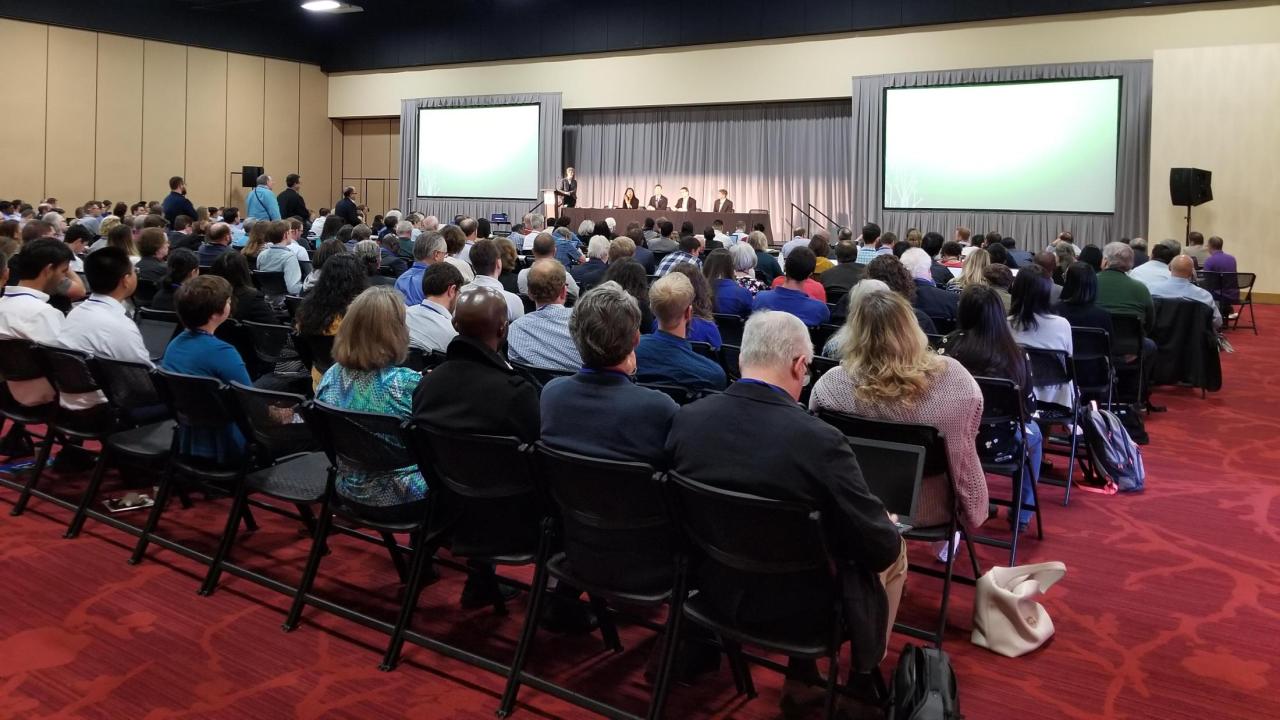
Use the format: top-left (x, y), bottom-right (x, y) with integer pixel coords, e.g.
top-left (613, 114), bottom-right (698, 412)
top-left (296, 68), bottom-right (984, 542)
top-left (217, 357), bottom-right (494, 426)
top-left (1018, 422), bottom-right (1044, 525)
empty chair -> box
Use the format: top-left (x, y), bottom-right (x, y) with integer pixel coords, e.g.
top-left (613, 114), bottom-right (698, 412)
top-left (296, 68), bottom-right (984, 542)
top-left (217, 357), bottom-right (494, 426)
top-left (689, 340), bottom-right (717, 362)
top-left (1070, 327), bottom-right (1114, 409)
top-left (136, 308), bottom-right (181, 361)
top-left (1108, 313), bottom-right (1147, 407)
top-left (719, 343), bottom-right (741, 381)
top-left (1200, 270), bottom-right (1256, 334)
top-left (509, 360), bottom-right (574, 391)
top-left (251, 270), bottom-right (288, 299)
top-left (713, 313), bottom-right (746, 345)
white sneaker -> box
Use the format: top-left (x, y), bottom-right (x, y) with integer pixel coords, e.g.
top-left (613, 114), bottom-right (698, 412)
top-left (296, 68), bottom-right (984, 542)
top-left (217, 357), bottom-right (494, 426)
top-left (935, 531), bottom-right (961, 563)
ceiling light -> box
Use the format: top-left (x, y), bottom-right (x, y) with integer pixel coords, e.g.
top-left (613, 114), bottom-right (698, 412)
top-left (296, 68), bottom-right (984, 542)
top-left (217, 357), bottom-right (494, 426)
top-left (301, 1), bottom-right (341, 10)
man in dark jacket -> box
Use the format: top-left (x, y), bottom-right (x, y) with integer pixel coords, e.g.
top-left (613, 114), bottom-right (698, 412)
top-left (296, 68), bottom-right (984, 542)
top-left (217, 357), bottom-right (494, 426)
top-left (276, 173), bottom-right (310, 222)
top-left (819, 241), bottom-right (864, 298)
top-left (666, 310), bottom-right (906, 709)
top-left (334, 186), bottom-right (361, 227)
top-left (161, 176), bottom-right (197, 227)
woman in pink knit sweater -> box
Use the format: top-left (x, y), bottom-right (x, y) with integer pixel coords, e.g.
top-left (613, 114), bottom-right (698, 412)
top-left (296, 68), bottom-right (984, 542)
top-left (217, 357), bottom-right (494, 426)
top-left (809, 283), bottom-right (989, 533)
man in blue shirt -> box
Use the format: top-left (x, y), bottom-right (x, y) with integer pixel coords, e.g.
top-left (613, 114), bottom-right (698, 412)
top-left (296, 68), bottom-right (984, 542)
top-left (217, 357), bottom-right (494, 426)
top-left (751, 247), bottom-right (830, 327)
top-left (162, 176), bottom-right (197, 227)
top-left (655, 234), bottom-right (703, 277)
top-left (395, 231), bottom-right (446, 306)
top-left (855, 222), bottom-right (882, 265)
top-left (635, 273), bottom-right (727, 391)
top-left (245, 174), bottom-right (282, 221)
top-left (507, 260), bottom-right (582, 372)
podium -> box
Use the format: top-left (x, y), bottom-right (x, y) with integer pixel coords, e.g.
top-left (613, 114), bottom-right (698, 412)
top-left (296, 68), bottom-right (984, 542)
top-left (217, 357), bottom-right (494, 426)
top-left (541, 189), bottom-right (558, 219)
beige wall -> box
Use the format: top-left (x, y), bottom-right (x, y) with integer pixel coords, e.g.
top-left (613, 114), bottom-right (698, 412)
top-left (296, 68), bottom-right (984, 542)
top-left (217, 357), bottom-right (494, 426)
top-left (336, 118), bottom-right (401, 218)
top-left (1149, 43), bottom-right (1280, 293)
top-left (0, 18), bottom-right (335, 213)
top-left (328, 1), bottom-right (1280, 116)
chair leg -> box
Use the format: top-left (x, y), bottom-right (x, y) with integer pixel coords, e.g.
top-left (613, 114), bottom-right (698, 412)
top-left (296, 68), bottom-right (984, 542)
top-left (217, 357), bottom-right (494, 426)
top-left (1062, 420), bottom-right (1077, 507)
top-left (1007, 470), bottom-right (1022, 567)
top-left (1030, 477), bottom-right (1045, 541)
top-left (723, 639), bottom-right (756, 699)
top-left (10, 431), bottom-right (56, 517)
top-left (240, 503), bottom-right (259, 532)
top-left (934, 519), bottom-right (958, 647)
top-left (294, 502), bottom-right (318, 536)
top-left (964, 529), bottom-right (981, 581)
top-left (129, 463), bottom-right (175, 565)
top-left (283, 498), bottom-right (332, 632)
top-left (177, 488), bottom-right (194, 509)
top-left (380, 530), bottom-right (408, 584)
top-left (591, 594), bottom-right (622, 652)
top-left (200, 479), bottom-right (250, 596)
top-left (646, 557), bottom-right (688, 720)
top-left (497, 526), bottom-right (553, 718)
top-left (380, 529), bottom-right (434, 672)
top-left (823, 650), bottom-right (841, 720)
top-left (65, 448), bottom-right (111, 539)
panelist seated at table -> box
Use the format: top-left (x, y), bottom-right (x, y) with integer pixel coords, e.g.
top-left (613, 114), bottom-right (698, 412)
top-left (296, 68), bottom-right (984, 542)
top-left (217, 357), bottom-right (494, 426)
top-left (712, 189), bottom-right (734, 214)
top-left (673, 187), bottom-right (697, 212)
top-left (620, 187), bottom-right (640, 209)
top-left (647, 184), bottom-right (669, 211)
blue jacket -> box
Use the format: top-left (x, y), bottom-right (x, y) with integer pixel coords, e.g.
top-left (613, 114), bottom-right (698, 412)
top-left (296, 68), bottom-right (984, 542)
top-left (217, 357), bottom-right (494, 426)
top-left (752, 286), bottom-right (830, 327)
top-left (635, 330), bottom-right (727, 391)
top-left (245, 185), bottom-right (281, 221)
top-left (162, 191), bottom-right (197, 226)
top-left (713, 278), bottom-right (754, 318)
top-left (541, 370), bottom-right (678, 464)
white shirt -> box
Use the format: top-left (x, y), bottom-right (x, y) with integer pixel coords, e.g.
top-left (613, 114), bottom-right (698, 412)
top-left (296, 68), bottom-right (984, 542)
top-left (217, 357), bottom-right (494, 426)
top-left (308, 216), bottom-right (326, 239)
top-left (57, 294), bottom-right (154, 410)
top-left (522, 229), bottom-right (546, 251)
top-left (286, 240), bottom-right (311, 263)
top-left (0, 286), bottom-right (64, 406)
top-left (1010, 313), bottom-right (1075, 410)
top-left (517, 266), bottom-right (579, 299)
top-left (405, 298), bottom-right (458, 353)
top-left (781, 236), bottom-right (811, 259)
top-left (468, 274), bottom-right (525, 323)
top-left (1129, 260), bottom-right (1170, 288)
top-left (444, 255), bottom-right (475, 283)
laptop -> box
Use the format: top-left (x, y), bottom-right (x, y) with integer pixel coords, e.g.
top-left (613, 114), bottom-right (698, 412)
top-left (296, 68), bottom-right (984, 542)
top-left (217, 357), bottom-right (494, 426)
top-left (845, 437), bottom-right (927, 534)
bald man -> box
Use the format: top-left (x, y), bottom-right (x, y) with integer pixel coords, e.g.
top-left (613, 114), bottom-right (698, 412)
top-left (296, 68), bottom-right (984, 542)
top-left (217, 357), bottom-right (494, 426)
top-left (1148, 255), bottom-right (1221, 329)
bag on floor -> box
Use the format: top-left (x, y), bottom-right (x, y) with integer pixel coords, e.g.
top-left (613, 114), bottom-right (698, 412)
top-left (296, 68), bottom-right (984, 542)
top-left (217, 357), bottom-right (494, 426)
top-left (970, 562), bottom-right (1067, 657)
top-left (1080, 401), bottom-right (1146, 493)
top-left (889, 644), bottom-right (961, 720)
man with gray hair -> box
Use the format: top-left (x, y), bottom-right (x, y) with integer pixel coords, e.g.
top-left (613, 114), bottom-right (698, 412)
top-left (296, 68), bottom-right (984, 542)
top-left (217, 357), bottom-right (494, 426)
top-left (570, 235), bottom-right (610, 290)
top-left (245, 174), bottom-right (281, 221)
top-left (900, 246), bottom-right (958, 322)
top-left (522, 212), bottom-right (545, 251)
top-left (1129, 237), bottom-right (1149, 268)
top-left (506, 259), bottom-right (581, 372)
top-left (1097, 240), bottom-right (1159, 408)
top-left (665, 309), bottom-right (908, 706)
top-left (509, 213), bottom-right (532, 249)
top-left (41, 212), bottom-right (66, 238)
top-left (540, 280), bottom-right (678, 464)
top-left (395, 230), bottom-right (447, 306)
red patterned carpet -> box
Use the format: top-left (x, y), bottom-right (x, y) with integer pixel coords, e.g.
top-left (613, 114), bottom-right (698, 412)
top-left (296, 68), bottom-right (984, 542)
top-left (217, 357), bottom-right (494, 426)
top-left (1, 309), bottom-right (1277, 720)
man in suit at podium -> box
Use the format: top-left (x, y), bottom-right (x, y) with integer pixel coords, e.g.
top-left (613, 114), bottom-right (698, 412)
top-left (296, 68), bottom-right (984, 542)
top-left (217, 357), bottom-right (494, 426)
top-left (557, 167), bottom-right (578, 208)
top-left (713, 189), bottom-right (734, 214)
top-left (647, 184), bottom-right (668, 211)
top-left (674, 187), bottom-right (697, 212)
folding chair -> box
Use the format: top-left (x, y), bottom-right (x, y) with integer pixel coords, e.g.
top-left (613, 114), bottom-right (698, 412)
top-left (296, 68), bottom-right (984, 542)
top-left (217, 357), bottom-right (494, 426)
top-left (1022, 347), bottom-right (1081, 506)
top-left (136, 308), bottom-right (181, 361)
top-left (713, 313), bottom-right (746, 345)
top-left (0, 339), bottom-right (55, 468)
top-left (719, 344), bottom-right (741, 381)
top-left (971, 376), bottom-right (1042, 566)
top-left (509, 360), bottom-right (574, 391)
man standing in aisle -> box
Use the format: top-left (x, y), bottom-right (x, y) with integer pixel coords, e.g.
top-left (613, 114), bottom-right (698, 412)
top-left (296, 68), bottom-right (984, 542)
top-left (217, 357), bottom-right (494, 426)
top-left (162, 176), bottom-right (197, 227)
top-left (335, 186), bottom-right (361, 226)
top-left (277, 173), bottom-right (310, 222)
top-left (246, 174), bottom-right (281, 221)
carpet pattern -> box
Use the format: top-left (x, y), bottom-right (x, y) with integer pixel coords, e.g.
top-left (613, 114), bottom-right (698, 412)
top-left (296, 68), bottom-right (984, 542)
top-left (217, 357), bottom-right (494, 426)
top-left (0, 309), bottom-right (1277, 720)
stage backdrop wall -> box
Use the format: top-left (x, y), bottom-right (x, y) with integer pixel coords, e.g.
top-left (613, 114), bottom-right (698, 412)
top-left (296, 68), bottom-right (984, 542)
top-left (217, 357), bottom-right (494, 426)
top-left (563, 101), bottom-right (852, 242)
top-left (851, 61), bottom-right (1151, 250)
top-left (398, 92), bottom-right (562, 222)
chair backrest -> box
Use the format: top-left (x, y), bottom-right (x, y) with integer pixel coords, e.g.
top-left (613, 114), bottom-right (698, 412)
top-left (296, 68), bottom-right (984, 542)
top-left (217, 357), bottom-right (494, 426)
top-left (1021, 346), bottom-right (1074, 389)
top-left (0, 338), bottom-right (46, 382)
top-left (719, 343), bottom-right (741, 381)
top-left (215, 319), bottom-right (263, 378)
top-left (154, 368), bottom-right (236, 430)
top-left (1108, 313), bottom-right (1145, 357)
top-left (409, 423), bottom-right (535, 500)
top-left (229, 382), bottom-right (315, 460)
top-left (283, 294), bottom-right (303, 319)
top-left (816, 410), bottom-right (951, 479)
top-left (925, 333), bottom-right (945, 349)
top-left (137, 307), bottom-right (179, 323)
top-left (306, 399), bottom-right (415, 474)
top-left (930, 316), bottom-right (957, 335)
top-left (665, 471), bottom-right (831, 576)
top-left (808, 324), bottom-right (840, 355)
top-left (517, 293), bottom-right (536, 314)
top-left (136, 310), bottom-right (181, 361)
top-left (640, 383), bottom-right (703, 406)
top-left (134, 278), bottom-right (160, 307)
top-left (509, 360), bottom-right (573, 390)
top-left (689, 340), bottom-right (717, 361)
top-left (810, 355), bottom-right (840, 383)
top-left (295, 332), bottom-right (335, 375)
top-left (93, 357), bottom-right (162, 411)
top-left (974, 376), bottom-right (1027, 427)
top-left (37, 344), bottom-right (101, 396)
top-left (844, 437), bottom-right (926, 521)
top-left (1070, 327), bottom-right (1113, 396)
top-left (713, 313), bottom-right (745, 345)
top-left (826, 289), bottom-right (848, 313)
top-left (252, 270), bottom-right (288, 297)
top-left (242, 321), bottom-right (293, 365)
top-left (534, 442), bottom-right (664, 532)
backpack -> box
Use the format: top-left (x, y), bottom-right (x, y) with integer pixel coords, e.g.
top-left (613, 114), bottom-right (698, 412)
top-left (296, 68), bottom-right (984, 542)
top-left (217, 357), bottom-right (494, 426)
top-left (1080, 401), bottom-right (1146, 493)
top-left (889, 644), bottom-right (962, 720)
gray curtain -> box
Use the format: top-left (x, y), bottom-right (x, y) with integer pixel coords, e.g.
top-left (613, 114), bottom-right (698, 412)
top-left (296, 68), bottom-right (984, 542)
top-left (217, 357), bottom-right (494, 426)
top-left (564, 101), bottom-right (851, 241)
top-left (852, 61), bottom-right (1151, 250)
top-left (399, 92), bottom-right (563, 222)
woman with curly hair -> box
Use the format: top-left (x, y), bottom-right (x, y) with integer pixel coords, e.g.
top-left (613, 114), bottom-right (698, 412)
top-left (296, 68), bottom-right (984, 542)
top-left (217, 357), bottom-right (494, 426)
top-left (294, 253), bottom-right (367, 389)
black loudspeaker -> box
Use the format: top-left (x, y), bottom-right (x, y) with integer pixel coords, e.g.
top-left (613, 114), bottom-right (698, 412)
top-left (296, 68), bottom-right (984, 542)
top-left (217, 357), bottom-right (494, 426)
top-left (1170, 167), bottom-right (1212, 207)
top-left (242, 165), bottom-right (265, 188)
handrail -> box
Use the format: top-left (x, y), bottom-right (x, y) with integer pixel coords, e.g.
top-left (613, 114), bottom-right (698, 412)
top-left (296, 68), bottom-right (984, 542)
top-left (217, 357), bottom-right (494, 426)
top-left (807, 203), bottom-right (841, 233)
top-left (789, 202), bottom-right (816, 236)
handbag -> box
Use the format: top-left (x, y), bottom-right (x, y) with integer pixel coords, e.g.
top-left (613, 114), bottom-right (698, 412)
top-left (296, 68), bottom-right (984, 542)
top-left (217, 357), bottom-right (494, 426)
top-left (888, 644), bottom-right (962, 720)
top-left (971, 562), bottom-right (1066, 657)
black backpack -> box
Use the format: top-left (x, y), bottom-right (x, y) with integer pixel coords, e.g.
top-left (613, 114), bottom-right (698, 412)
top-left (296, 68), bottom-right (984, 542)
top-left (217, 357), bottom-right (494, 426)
top-left (1080, 401), bottom-right (1146, 493)
top-left (889, 644), bottom-right (961, 720)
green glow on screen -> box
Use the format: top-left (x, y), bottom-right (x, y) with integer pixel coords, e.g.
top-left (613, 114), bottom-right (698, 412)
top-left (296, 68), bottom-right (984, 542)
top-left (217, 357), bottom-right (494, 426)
top-left (883, 79), bottom-right (1120, 213)
top-left (417, 105), bottom-right (540, 199)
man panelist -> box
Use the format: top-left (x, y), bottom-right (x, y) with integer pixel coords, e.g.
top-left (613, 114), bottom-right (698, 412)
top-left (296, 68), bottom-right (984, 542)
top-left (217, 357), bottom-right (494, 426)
top-left (674, 186), bottom-right (697, 212)
top-left (647, 184), bottom-right (669, 211)
top-left (713, 188), bottom-right (734, 213)
top-left (555, 167), bottom-right (578, 208)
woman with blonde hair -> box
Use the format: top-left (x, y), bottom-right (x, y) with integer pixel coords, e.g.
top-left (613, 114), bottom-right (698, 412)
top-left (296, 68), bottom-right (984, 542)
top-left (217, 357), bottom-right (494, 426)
top-left (241, 219), bottom-right (269, 264)
top-left (314, 286), bottom-right (425, 521)
top-left (947, 246), bottom-right (990, 293)
top-left (809, 283), bottom-right (988, 539)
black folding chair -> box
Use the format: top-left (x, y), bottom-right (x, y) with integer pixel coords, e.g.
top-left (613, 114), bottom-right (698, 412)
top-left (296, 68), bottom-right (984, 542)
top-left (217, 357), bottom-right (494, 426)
top-left (134, 278), bottom-right (160, 307)
top-left (929, 316), bottom-right (957, 335)
top-left (808, 324), bottom-right (840, 356)
top-left (499, 443), bottom-right (679, 719)
top-left (284, 295), bottom-right (303, 320)
top-left (0, 339), bottom-right (55, 466)
top-left (136, 307), bottom-right (181, 361)
top-left (517, 294), bottom-right (536, 314)
top-left (659, 472), bottom-right (857, 720)
top-left (719, 344), bottom-right (741, 381)
top-left (294, 332), bottom-right (335, 378)
top-left (242, 321), bottom-right (306, 379)
top-left (713, 313), bottom-right (746, 345)
top-left (1022, 347), bottom-right (1080, 506)
top-left (816, 410), bottom-right (980, 647)
top-left (1070, 327), bottom-right (1114, 410)
top-left (252, 270), bottom-right (288, 298)
top-left (971, 376), bottom-right (1042, 566)
top-left (1200, 270), bottom-right (1256, 334)
top-left (286, 401), bottom-right (435, 674)
top-left (215, 319), bottom-right (264, 378)
top-left (640, 383), bottom-right (705, 406)
top-left (689, 340), bottom-right (718, 361)
top-left (1108, 314), bottom-right (1146, 407)
top-left (509, 360), bottom-right (574, 391)
top-left (199, 383), bottom-right (328, 596)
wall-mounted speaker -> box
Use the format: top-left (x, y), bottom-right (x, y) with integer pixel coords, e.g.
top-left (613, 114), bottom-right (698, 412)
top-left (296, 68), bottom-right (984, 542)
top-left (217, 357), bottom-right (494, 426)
top-left (1169, 167), bottom-right (1212, 207)
top-left (242, 165), bottom-right (265, 188)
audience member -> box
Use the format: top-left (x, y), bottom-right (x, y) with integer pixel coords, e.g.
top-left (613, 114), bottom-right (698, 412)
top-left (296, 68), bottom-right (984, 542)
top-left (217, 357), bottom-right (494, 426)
top-left (441, 225), bottom-right (476, 283)
top-left (303, 238), bottom-right (346, 293)
top-left (1183, 231), bottom-right (1210, 266)
top-left (605, 260), bottom-right (655, 334)
top-left (749, 231), bottom-right (782, 283)
top-left (1202, 235), bottom-right (1239, 303)
top-left (855, 222), bottom-right (882, 264)
top-left (406, 262), bottom-right (462, 353)
top-left (809, 232), bottom-right (834, 274)
top-left (754, 247), bottom-right (830, 326)
top-left (668, 262), bottom-right (723, 349)
top-left (468, 238), bottom-right (524, 322)
top-left (1009, 266), bottom-right (1075, 408)
top-left (62, 225), bottom-right (92, 271)
top-left (295, 253), bottom-right (366, 389)
top-left (316, 287), bottom-right (424, 520)
top-left (277, 173), bottom-right (310, 223)
top-left (507, 259), bottom-right (581, 371)
top-left (1078, 244), bottom-right (1103, 272)
top-left (518, 233), bottom-right (580, 300)
top-left (208, 251), bottom-right (277, 325)
top-left (255, 220), bottom-right (303, 295)
top-left (354, 240), bottom-right (396, 287)
top-left (150, 248), bottom-right (199, 312)
top-left (780, 227), bottom-right (809, 259)
top-left (495, 237), bottom-right (520, 294)
top-left (162, 176), bottom-right (197, 226)
top-left (1033, 251), bottom-right (1063, 303)
top-left (1130, 241), bottom-right (1177, 287)
top-left (0, 239), bottom-right (75, 406)
top-left (394, 231), bottom-right (446, 306)
top-left (670, 309), bottom-right (906, 694)
top-left (197, 222), bottom-right (232, 266)
top-left (921, 232), bottom-right (954, 285)
top-left (983, 264), bottom-right (1014, 312)
top-left (900, 248), bottom-right (959, 324)
top-left (635, 274), bottom-right (727, 390)
top-left (940, 240), bottom-right (964, 268)
top-left (1148, 255), bottom-right (1222, 329)
top-left (571, 235), bottom-right (610, 290)
top-left (1130, 237), bottom-right (1149, 268)
top-left (729, 243), bottom-right (769, 296)
top-left (704, 248), bottom-right (753, 317)
top-left (136, 226), bottom-right (170, 284)
top-left (655, 234), bottom-right (702, 277)
top-left (864, 254), bottom-right (937, 335)
top-left (1053, 262), bottom-right (1113, 334)
top-left (1097, 242), bottom-right (1155, 331)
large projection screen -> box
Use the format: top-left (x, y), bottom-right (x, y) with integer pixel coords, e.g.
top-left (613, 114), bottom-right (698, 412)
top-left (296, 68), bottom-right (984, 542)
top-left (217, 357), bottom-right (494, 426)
top-left (416, 104), bottom-right (540, 199)
top-left (882, 78), bottom-right (1121, 213)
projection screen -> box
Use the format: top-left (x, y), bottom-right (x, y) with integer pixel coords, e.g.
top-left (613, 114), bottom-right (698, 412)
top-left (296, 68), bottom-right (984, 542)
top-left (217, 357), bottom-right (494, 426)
top-left (882, 78), bottom-right (1121, 213)
top-left (417, 104), bottom-right (541, 199)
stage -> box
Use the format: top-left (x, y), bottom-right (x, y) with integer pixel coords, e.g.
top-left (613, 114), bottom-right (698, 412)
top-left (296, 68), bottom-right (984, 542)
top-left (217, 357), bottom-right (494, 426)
top-left (559, 207), bottom-right (774, 242)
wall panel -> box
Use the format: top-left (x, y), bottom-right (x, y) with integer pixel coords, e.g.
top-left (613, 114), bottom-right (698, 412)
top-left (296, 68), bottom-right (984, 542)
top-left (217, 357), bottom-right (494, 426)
top-left (264, 59), bottom-right (301, 188)
top-left (185, 48), bottom-right (228, 209)
top-left (226, 53), bottom-right (266, 209)
top-left (0, 20), bottom-right (48, 199)
top-left (298, 63), bottom-right (332, 212)
top-left (141, 40), bottom-right (186, 201)
top-left (45, 27), bottom-right (98, 205)
top-left (342, 122), bottom-right (363, 180)
top-left (360, 119), bottom-right (392, 182)
top-left (95, 33), bottom-right (144, 204)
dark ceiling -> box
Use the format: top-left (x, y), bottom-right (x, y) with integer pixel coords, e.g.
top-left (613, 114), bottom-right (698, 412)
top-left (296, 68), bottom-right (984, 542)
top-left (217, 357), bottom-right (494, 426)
top-left (0, 0), bottom-right (1230, 72)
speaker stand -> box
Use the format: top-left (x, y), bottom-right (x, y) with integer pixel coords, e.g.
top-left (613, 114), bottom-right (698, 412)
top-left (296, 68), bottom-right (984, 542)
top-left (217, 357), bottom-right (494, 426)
top-left (1184, 205), bottom-right (1192, 245)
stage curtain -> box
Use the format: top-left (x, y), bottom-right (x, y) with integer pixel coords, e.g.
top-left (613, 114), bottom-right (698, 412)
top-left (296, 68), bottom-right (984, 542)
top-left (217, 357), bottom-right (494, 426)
top-left (563, 100), bottom-right (852, 241)
top-left (851, 61), bottom-right (1152, 251)
top-left (399, 92), bottom-right (563, 223)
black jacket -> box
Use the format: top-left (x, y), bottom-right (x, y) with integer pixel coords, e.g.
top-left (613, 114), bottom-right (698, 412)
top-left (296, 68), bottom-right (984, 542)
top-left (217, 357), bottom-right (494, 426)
top-left (673, 196), bottom-right (697, 212)
top-left (162, 191), bottom-right (196, 226)
top-left (665, 381), bottom-right (901, 671)
top-left (412, 335), bottom-right (540, 442)
top-left (929, 261), bottom-right (953, 287)
top-left (230, 285), bottom-right (278, 325)
top-left (334, 197), bottom-right (360, 227)
top-left (570, 258), bottom-right (608, 291)
top-left (713, 198), bottom-right (734, 213)
top-left (1150, 298), bottom-right (1221, 391)
top-left (819, 262), bottom-right (864, 296)
top-left (277, 187), bottom-right (310, 222)
top-left (136, 256), bottom-right (167, 285)
top-left (913, 279), bottom-right (959, 322)
top-left (648, 195), bottom-right (668, 210)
